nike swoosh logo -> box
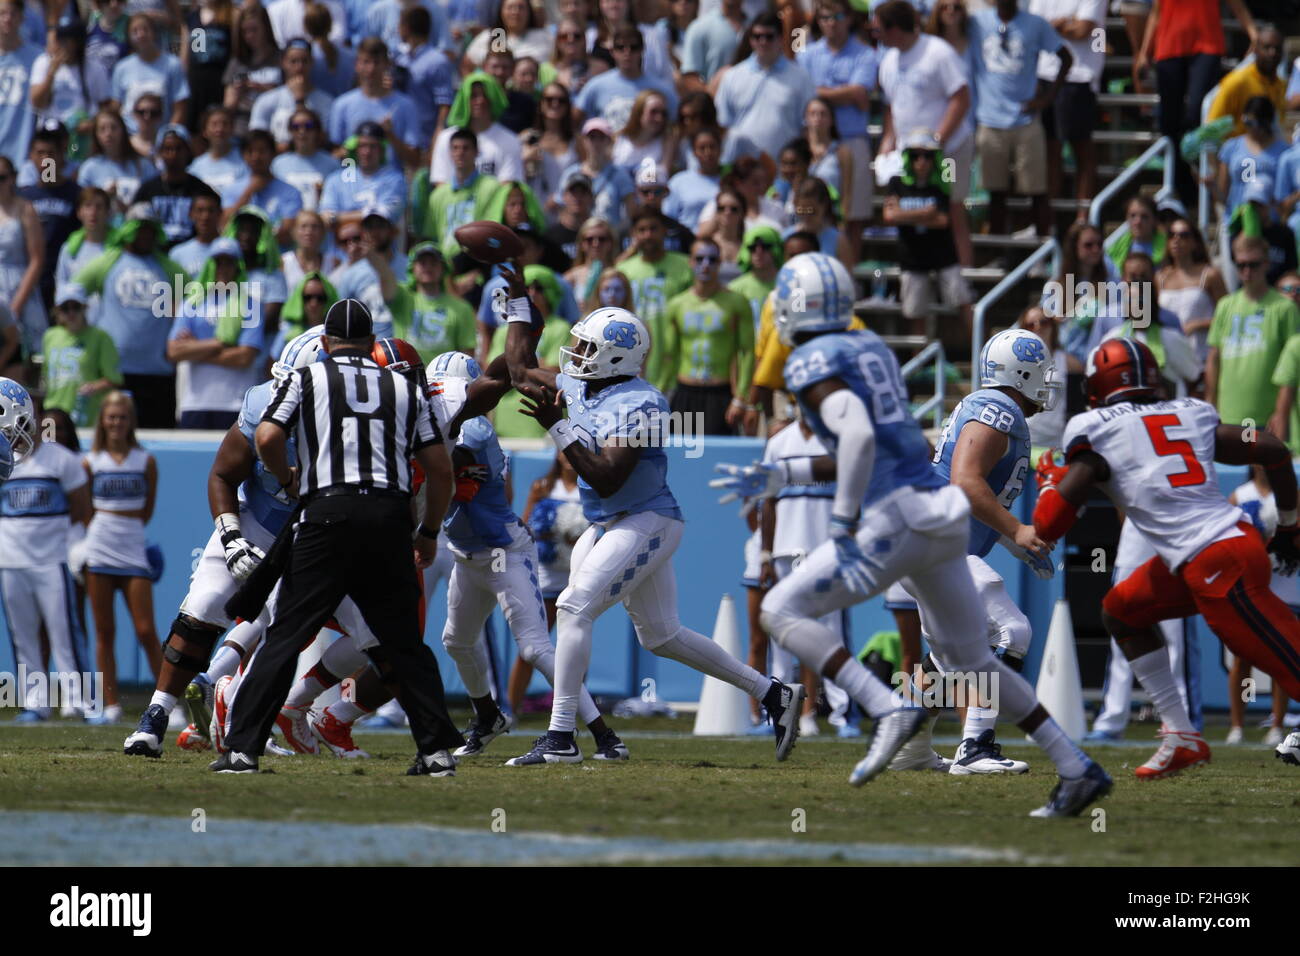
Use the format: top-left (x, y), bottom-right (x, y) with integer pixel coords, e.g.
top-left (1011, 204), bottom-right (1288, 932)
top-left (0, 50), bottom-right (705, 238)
top-left (1205, 571), bottom-right (1222, 584)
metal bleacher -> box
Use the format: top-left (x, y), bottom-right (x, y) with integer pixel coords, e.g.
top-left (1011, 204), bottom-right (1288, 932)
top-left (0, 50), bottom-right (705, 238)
top-left (858, 12), bottom-right (1255, 420)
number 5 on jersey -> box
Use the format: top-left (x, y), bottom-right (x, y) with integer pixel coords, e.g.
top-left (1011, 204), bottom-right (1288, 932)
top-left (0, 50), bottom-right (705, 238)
top-left (1142, 414), bottom-right (1206, 487)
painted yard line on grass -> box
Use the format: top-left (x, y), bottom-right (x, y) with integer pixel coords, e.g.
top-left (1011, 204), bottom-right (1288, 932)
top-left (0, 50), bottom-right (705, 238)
top-left (0, 811), bottom-right (1043, 866)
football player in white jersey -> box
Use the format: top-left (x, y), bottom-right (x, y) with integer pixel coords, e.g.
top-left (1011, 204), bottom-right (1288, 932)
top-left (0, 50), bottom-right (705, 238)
top-left (718, 253), bottom-right (1111, 816)
top-left (1035, 337), bottom-right (1300, 778)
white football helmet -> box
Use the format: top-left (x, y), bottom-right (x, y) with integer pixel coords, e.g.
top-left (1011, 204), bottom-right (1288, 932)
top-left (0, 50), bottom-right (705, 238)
top-left (0, 377), bottom-right (36, 463)
top-left (427, 350), bottom-right (482, 384)
top-left (560, 307), bottom-right (650, 380)
top-left (272, 324), bottom-right (327, 381)
top-left (426, 352), bottom-right (481, 433)
top-left (773, 252), bottom-right (855, 346)
top-left (979, 328), bottom-right (1061, 411)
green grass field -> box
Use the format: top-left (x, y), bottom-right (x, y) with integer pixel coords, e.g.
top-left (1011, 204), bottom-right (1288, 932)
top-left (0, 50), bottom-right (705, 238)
top-left (2, 711), bottom-right (1297, 866)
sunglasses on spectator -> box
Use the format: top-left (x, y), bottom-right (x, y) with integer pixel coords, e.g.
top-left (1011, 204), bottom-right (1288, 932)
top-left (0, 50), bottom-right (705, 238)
top-left (1169, 229), bottom-right (1194, 239)
top-left (1080, 239), bottom-right (1102, 249)
top-left (1280, 284), bottom-right (1300, 295)
top-left (583, 234), bottom-right (611, 243)
top-left (817, 11), bottom-right (845, 21)
top-left (750, 30), bottom-right (777, 42)
top-left (613, 42), bottom-right (643, 51)
top-left (290, 121), bottom-right (318, 131)
top-left (558, 31), bottom-right (582, 39)
top-left (542, 95), bottom-right (569, 105)
top-left (303, 293), bottom-right (327, 302)
top-left (693, 253), bottom-right (719, 263)
top-left (135, 106), bottom-right (162, 117)
top-left (341, 234), bottom-right (363, 245)
top-left (718, 204), bottom-right (742, 213)
top-left (1235, 259), bottom-right (1265, 270)
top-left (638, 186), bottom-right (667, 196)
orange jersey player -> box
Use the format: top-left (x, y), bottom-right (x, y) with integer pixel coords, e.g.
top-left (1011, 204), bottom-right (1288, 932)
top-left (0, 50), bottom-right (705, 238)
top-left (1033, 338), bottom-right (1300, 780)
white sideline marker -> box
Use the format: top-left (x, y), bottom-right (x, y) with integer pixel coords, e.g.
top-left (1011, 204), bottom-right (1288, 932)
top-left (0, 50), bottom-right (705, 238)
top-left (693, 594), bottom-right (753, 736)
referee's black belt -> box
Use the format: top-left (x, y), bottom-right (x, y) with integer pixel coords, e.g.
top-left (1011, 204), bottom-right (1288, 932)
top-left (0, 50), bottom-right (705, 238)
top-left (305, 484), bottom-right (410, 503)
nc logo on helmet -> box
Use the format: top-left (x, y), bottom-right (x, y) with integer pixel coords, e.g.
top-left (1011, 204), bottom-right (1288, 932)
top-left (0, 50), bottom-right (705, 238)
top-left (603, 321), bottom-right (639, 349)
top-left (0, 381), bottom-right (26, 402)
top-left (1011, 337), bottom-right (1046, 364)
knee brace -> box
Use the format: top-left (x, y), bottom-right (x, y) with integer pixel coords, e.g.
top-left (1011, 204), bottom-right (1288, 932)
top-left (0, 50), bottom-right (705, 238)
top-left (165, 615), bottom-right (222, 672)
top-left (995, 648), bottom-right (1025, 673)
top-left (991, 613), bottom-right (1032, 660)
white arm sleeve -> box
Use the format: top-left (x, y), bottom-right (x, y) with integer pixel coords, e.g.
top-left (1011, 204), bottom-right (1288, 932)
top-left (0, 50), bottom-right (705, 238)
top-left (819, 387), bottom-right (874, 522)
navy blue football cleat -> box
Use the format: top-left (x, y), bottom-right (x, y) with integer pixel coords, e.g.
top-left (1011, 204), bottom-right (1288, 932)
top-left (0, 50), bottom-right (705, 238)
top-left (1029, 760), bottom-right (1113, 818)
top-left (123, 704), bottom-right (168, 758)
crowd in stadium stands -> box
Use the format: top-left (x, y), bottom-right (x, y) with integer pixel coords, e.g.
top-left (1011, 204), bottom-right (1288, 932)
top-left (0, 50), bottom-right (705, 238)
top-left (1, 0), bottom-right (1299, 442)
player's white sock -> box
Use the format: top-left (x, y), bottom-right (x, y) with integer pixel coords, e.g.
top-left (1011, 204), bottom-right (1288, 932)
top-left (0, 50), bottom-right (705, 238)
top-left (206, 645), bottom-right (242, 682)
top-left (549, 609), bottom-right (592, 734)
top-left (962, 705), bottom-right (999, 740)
top-left (529, 645), bottom-right (601, 725)
top-left (832, 657), bottom-right (906, 717)
top-left (284, 668), bottom-right (327, 711)
top-left (656, 629), bottom-right (769, 698)
top-left (1128, 647), bottom-right (1194, 733)
top-left (445, 636), bottom-right (492, 699)
top-left (149, 690), bottom-right (177, 714)
top-left (327, 699), bottom-right (369, 724)
top-left (1029, 718), bottom-right (1090, 778)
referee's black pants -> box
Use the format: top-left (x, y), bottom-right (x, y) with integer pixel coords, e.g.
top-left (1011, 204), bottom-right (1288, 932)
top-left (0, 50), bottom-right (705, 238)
top-left (225, 493), bottom-right (464, 757)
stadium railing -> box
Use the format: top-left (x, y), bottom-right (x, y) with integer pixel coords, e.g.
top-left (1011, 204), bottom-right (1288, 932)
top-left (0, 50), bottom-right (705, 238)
top-left (969, 237), bottom-right (1060, 390)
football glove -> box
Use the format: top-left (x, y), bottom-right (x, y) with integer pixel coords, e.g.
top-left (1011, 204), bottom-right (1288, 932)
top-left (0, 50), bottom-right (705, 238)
top-left (217, 514), bottom-right (266, 583)
top-left (710, 461), bottom-right (786, 514)
top-left (1268, 523), bottom-right (1300, 576)
top-left (999, 534), bottom-right (1055, 580)
top-left (1035, 448), bottom-right (1068, 491)
top-left (830, 515), bottom-right (874, 594)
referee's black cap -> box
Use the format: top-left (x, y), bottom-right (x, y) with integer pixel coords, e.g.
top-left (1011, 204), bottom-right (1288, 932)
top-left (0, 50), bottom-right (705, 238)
top-left (324, 298), bottom-right (374, 339)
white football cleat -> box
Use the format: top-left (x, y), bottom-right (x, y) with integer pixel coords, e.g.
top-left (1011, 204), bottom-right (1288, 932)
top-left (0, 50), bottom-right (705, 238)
top-left (889, 715), bottom-right (952, 772)
top-left (1224, 726), bottom-right (1244, 745)
top-left (1274, 731), bottom-right (1299, 766)
top-left (1263, 726), bottom-right (1285, 747)
top-left (949, 730), bottom-right (1030, 775)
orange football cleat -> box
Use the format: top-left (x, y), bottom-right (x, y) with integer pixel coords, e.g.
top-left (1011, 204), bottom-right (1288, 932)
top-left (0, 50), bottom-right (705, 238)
top-left (310, 710), bottom-right (370, 759)
top-left (176, 723), bottom-right (211, 751)
top-left (1135, 730), bottom-right (1210, 780)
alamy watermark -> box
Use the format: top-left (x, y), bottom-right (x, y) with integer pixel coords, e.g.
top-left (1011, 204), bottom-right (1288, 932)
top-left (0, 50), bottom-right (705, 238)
top-left (1042, 276), bottom-right (1154, 329)
top-left (569, 407), bottom-right (707, 459)
top-left (891, 668), bottom-right (1000, 711)
top-left (1, 667), bottom-right (105, 716)
top-left (150, 277), bottom-right (264, 328)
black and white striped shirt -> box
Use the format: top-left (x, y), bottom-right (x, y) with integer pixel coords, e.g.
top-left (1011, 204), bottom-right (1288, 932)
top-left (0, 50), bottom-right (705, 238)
top-left (262, 353), bottom-right (442, 497)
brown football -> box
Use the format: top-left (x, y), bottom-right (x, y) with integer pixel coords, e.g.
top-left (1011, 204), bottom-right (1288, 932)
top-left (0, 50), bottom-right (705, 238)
top-left (454, 221), bottom-right (524, 264)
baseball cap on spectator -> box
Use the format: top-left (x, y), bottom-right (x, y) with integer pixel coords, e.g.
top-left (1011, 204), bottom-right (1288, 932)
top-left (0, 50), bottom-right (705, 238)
top-left (355, 120), bottom-right (386, 140)
top-left (409, 241), bottom-right (444, 264)
top-left (285, 37), bottom-right (311, 52)
top-left (1157, 196), bottom-right (1188, 221)
top-left (55, 283), bottom-right (86, 307)
top-left (1243, 177), bottom-right (1274, 207)
top-left (360, 202), bottom-right (393, 229)
top-left (209, 237), bottom-right (241, 260)
top-left (155, 124), bottom-right (191, 150)
top-left (635, 163), bottom-right (667, 190)
top-left (582, 118), bottom-right (613, 139)
top-left (561, 169), bottom-right (593, 193)
top-left (324, 298), bottom-right (374, 339)
top-left (55, 16), bottom-right (85, 39)
top-left (125, 201), bottom-right (160, 222)
top-left (900, 128), bottom-right (940, 153)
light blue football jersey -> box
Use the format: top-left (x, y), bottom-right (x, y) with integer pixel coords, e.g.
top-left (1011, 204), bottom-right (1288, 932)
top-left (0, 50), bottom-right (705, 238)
top-left (931, 387), bottom-right (1031, 558)
top-left (556, 372), bottom-right (683, 525)
top-left (236, 380), bottom-right (299, 535)
top-left (443, 415), bottom-right (520, 553)
top-left (783, 329), bottom-right (944, 509)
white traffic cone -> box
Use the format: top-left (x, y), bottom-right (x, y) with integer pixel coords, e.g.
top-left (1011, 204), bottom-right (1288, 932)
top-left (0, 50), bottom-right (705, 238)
top-left (693, 594), bottom-right (753, 736)
top-left (1034, 599), bottom-right (1087, 742)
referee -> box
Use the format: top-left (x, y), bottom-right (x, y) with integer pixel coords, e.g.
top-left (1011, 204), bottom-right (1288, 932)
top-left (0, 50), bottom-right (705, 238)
top-left (211, 299), bottom-right (465, 775)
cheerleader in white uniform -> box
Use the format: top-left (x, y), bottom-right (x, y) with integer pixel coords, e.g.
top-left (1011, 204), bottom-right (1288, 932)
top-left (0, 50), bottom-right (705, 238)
top-left (514, 452), bottom-right (586, 713)
top-left (82, 392), bottom-right (160, 719)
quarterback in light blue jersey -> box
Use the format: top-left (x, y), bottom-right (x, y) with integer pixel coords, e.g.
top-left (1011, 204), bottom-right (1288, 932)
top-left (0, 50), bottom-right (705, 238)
top-left (411, 348), bottom-right (625, 761)
top-left (898, 327), bottom-right (1062, 775)
top-left (480, 269), bottom-right (805, 768)
top-left (123, 326), bottom-right (330, 759)
top-left (715, 253), bottom-right (1109, 816)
